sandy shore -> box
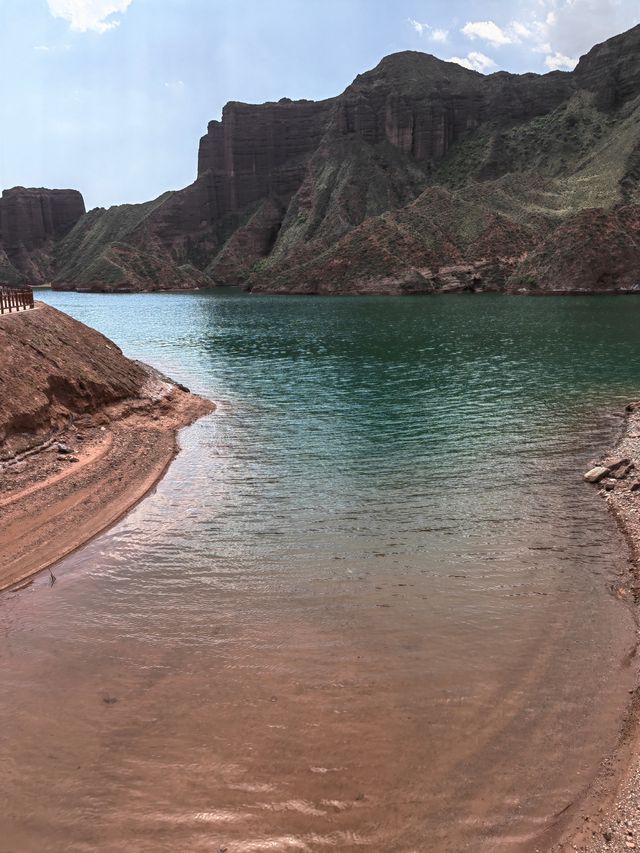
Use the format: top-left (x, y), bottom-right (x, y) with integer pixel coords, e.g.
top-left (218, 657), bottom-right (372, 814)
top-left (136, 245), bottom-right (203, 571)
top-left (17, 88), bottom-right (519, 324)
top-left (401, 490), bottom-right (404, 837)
top-left (0, 370), bottom-right (213, 592)
top-left (552, 403), bottom-right (640, 852)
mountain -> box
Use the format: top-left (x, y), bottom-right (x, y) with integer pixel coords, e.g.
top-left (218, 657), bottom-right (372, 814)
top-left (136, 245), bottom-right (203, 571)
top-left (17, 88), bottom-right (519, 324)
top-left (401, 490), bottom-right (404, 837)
top-left (3, 23), bottom-right (640, 294)
top-left (0, 188), bottom-right (85, 285)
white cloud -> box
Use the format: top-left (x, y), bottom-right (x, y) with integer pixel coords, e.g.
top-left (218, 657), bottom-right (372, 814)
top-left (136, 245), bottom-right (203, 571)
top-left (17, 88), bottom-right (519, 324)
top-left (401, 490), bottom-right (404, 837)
top-left (510, 21), bottom-right (534, 40)
top-left (405, 2), bottom-right (639, 75)
top-left (462, 20), bottom-right (513, 46)
top-left (544, 51), bottom-right (578, 70)
top-left (457, 3), bottom-right (639, 71)
top-left (536, 0), bottom-right (640, 59)
top-left (446, 51), bottom-right (497, 73)
top-left (164, 80), bottom-right (186, 94)
top-left (46, 0), bottom-right (134, 33)
top-left (408, 18), bottom-right (449, 43)
top-left (34, 43), bottom-right (71, 52)
top-left (461, 17), bottom-right (550, 48)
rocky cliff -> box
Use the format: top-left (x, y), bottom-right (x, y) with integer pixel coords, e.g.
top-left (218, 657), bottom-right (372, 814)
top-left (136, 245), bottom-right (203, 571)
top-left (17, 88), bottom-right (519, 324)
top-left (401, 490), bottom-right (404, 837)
top-left (0, 188), bottom-right (85, 284)
top-left (249, 24), bottom-right (640, 295)
top-left (198, 98), bottom-right (335, 212)
top-left (3, 23), bottom-right (640, 294)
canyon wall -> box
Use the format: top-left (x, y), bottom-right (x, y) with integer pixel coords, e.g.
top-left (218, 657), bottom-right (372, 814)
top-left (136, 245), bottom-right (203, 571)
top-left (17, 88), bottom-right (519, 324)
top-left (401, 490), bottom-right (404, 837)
top-left (197, 98), bottom-right (335, 214)
top-left (0, 188), bottom-right (85, 283)
top-left (2, 23), bottom-right (640, 293)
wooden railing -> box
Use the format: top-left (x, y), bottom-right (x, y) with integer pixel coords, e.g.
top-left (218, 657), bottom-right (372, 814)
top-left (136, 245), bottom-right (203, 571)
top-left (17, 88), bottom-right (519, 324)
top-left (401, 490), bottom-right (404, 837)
top-left (0, 286), bottom-right (34, 314)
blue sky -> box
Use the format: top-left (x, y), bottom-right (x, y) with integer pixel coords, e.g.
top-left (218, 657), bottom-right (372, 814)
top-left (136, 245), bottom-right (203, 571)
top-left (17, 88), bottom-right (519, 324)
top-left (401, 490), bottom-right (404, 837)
top-left (1, 0), bottom-right (639, 210)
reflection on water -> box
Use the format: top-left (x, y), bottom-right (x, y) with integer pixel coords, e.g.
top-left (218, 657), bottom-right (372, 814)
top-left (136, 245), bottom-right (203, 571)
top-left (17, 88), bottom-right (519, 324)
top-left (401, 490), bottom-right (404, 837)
top-left (2, 291), bottom-right (640, 851)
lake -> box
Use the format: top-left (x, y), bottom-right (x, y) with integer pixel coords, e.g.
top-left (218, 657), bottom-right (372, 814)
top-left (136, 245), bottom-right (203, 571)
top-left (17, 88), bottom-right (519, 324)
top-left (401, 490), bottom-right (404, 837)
top-left (2, 290), bottom-right (640, 851)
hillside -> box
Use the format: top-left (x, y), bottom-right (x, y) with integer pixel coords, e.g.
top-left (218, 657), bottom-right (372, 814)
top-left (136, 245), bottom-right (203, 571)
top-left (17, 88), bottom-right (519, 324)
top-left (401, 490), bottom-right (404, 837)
top-left (2, 23), bottom-right (640, 294)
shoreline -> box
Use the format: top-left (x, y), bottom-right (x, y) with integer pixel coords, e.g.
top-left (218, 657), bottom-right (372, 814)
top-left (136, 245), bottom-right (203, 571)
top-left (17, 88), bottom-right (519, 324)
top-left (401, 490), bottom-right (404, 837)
top-left (43, 284), bottom-right (640, 297)
top-left (550, 402), bottom-right (640, 852)
top-left (0, 369), bottom-right (214, 593)
top-left (5, 302), bottom-right (640, 849)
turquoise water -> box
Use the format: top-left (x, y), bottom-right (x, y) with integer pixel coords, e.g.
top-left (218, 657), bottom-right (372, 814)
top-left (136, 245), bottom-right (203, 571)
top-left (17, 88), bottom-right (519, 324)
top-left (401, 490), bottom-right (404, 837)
top-left (3, 290), bottom-right (640, 851)
top-left (35, 291), bottom-right (640, 558)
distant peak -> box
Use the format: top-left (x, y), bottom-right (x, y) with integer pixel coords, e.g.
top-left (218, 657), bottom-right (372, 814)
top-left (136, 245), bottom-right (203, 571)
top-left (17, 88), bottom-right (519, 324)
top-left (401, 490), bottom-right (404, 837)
top-left (346, 49), bottom-right (479, 96)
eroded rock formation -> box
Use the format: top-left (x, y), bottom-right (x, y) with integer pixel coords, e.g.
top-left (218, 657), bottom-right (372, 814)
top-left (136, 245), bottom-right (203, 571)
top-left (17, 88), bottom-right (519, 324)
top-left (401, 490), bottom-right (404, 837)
top-left (0, 188), bottom-right (85, 283)
top-left (197, 98), bottom-right (335, 213)
top-left (3, 23), bottom-right (640, 293)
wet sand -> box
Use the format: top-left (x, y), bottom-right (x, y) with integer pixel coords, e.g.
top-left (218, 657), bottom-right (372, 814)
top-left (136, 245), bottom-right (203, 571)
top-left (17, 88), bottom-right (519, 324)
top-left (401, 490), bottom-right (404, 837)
top-left (0, 300), bottom-right (214, 591)
top-left (0, 377), bottom-right (213, 592)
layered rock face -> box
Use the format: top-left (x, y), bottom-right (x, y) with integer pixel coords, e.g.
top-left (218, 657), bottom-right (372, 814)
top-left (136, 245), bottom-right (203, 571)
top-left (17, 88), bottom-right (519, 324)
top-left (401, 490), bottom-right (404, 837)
top-left (197, 98), bottom-right (335, 214)
top-left (512, 206), bottom-right (640, 293)
top-left (250, 24), bottom-right (640, 294)
top-left (0, 188), bottom-right (85, 283)
top-left (0, 187), bottom-right (85, 252)
top-left (3, 23), bottom-right (640, 293)
top-left (334, 53), bottom-right (572, 163)
top-left (250, 183), bottom-right (540, 295)
top-left (53, 194), bottom-right (212, 292)
top-left (48, 99), bottom-right (336, 291)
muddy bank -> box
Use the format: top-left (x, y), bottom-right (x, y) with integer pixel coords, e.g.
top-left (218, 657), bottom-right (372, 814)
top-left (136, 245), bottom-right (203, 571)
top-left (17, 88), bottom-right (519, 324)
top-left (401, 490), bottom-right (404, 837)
top-left (0, 303), bottom-right (213, 591)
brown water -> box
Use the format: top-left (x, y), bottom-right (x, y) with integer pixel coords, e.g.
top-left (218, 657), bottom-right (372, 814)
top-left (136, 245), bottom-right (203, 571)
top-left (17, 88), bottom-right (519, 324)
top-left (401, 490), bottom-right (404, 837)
top-left (2, 291), bottom-right (640, 852)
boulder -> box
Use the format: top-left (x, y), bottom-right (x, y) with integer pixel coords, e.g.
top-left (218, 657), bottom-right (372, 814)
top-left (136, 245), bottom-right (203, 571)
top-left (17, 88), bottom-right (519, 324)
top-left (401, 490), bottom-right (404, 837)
top-left (610, 462), bottom-right (635, 479)
top-left (584, 466), bottom-right (610, 483)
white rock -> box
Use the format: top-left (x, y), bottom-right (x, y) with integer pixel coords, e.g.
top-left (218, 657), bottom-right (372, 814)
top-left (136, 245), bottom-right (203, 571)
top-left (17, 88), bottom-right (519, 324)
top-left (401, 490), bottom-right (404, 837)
top-left (584, 466), bottom-right (609, 483)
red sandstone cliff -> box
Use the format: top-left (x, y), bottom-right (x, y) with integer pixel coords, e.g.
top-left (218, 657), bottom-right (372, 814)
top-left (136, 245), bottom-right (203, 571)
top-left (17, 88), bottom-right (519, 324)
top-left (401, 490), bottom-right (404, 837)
top-left (0, 187), bottom-right (85, 283)
top-left (3, 23), bottom-right (640, 294)
top-left (197, 98), bottom-right (335, 213)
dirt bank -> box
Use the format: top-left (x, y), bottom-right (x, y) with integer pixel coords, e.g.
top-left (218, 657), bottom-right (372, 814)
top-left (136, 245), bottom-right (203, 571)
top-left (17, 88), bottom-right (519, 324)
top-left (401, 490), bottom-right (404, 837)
top-left (0, 303), bottom-right (213, 591)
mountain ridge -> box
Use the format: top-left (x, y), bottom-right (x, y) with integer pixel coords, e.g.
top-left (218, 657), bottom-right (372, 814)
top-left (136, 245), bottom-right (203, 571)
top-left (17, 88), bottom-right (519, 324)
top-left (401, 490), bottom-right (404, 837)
top-left (2, 23), bottom-right (640, 294)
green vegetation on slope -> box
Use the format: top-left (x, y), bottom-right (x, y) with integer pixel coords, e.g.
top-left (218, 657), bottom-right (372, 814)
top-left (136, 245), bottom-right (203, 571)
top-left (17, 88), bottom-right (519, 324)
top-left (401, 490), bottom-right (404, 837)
top-left (54, 193), bottom-right (175, 285)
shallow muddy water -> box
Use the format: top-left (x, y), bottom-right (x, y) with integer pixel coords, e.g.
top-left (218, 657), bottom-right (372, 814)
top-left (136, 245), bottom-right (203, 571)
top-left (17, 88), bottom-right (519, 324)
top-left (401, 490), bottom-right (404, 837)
top-left (3, 291), bottom-right (640, 851)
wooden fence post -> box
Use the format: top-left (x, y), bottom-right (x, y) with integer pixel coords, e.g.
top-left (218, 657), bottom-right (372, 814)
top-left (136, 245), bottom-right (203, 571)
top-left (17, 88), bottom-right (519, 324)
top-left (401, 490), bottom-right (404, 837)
top-left (0, 286), bottom-right (35, 313)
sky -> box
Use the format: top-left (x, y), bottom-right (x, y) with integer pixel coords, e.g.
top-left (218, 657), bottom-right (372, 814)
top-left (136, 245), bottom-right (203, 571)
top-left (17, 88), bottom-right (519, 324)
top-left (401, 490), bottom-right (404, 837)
top-left (1, 0), bottom-right (639, 210)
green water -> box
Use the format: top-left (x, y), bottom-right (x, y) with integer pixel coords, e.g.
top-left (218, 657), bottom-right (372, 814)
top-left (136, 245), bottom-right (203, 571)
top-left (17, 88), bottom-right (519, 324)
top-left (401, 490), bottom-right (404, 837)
top-left (3, 291), bottom-right (640, 851)
top-left (36, 291), bottom-right (640, 571)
